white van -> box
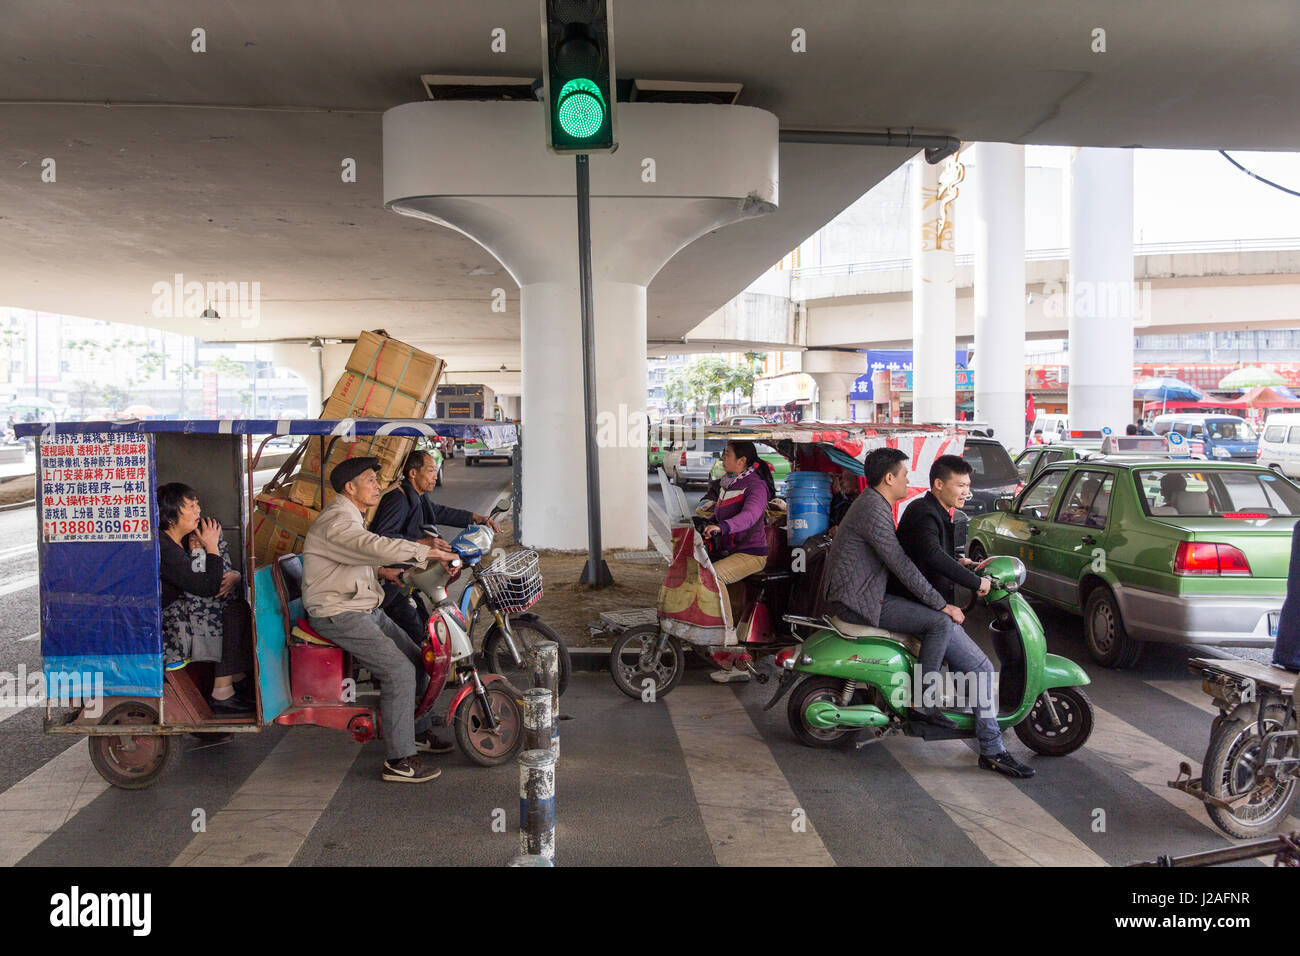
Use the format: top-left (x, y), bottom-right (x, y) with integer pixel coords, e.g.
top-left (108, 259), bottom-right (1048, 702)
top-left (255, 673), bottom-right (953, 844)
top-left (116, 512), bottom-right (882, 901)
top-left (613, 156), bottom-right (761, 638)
top-left (1029, 414), bottom-right (1069, 445)
top-left (1256, 413), bottom-right (1300, 477)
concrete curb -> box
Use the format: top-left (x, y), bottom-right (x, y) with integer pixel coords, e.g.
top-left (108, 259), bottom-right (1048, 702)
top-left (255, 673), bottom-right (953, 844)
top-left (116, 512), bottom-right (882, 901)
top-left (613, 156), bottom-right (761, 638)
top-left (0, 499), bottom-right (34, 513)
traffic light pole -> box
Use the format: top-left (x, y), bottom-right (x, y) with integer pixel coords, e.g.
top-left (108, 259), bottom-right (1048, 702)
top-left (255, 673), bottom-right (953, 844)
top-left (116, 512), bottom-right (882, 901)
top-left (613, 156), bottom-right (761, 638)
top-left (575, 154), bottom-right (614, 586)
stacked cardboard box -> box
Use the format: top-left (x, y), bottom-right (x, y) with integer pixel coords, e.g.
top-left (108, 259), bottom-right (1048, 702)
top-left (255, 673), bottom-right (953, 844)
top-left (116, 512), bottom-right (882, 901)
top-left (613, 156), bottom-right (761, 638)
top-left (287, 331), bottom-right (445, 511)
top-left (251, 330), bottom-right (446, 566)
top-left (251, 493), bottom-right (317, 567)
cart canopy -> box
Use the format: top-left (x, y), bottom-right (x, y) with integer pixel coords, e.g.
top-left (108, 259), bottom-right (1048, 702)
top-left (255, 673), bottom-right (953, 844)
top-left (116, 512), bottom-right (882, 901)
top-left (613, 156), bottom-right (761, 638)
top-left (16, 418), bottom-right (519, 448)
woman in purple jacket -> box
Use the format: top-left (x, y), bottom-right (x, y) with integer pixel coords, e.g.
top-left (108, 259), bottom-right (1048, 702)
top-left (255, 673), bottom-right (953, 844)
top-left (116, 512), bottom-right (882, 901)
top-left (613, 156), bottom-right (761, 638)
top-left (702, 440), bottom-right (776, 683)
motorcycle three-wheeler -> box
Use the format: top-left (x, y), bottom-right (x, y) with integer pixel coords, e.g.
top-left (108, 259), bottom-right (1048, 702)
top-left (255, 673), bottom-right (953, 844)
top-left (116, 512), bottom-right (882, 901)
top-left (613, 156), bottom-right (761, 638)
top-left (607, 422), bottom-right (968, 697)
top-left (17, 416), bottom-right (522, 788)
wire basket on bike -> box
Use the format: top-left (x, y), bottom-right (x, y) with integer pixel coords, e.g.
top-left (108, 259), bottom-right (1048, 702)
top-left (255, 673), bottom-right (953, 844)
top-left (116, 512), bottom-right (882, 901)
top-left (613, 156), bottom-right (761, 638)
top-left (480, 549), bottom-right (543, 613)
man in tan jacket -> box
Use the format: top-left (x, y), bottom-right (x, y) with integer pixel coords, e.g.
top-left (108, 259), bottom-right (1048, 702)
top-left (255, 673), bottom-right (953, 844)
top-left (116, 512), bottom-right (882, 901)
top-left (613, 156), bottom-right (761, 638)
top-left (303, 456), bottom-right (457, 783)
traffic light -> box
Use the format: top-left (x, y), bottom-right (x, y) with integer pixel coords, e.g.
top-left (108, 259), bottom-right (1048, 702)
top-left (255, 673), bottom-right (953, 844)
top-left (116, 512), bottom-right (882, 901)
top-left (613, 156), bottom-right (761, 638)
top-left (540, 0), bottom-right (617, 154)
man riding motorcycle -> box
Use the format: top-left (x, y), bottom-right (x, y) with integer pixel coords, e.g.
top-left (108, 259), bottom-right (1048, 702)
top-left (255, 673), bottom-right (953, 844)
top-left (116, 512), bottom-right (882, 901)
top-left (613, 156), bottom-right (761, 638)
top-left (821, 447), bottom-right (1035, 778)
top-left (369, 448), bottom-right (502, 646)
top-left (302, 456), bottom-right (458, 783)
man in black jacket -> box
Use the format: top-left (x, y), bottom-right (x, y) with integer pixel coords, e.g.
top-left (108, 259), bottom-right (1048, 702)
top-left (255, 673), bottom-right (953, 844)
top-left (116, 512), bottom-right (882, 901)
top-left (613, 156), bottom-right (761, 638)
top-left (825, 448), bottom-right (1034, 778)
top-left (369, 449), bottom-right (501, 645)
top-left (889, 455), bottom-right (992, 606)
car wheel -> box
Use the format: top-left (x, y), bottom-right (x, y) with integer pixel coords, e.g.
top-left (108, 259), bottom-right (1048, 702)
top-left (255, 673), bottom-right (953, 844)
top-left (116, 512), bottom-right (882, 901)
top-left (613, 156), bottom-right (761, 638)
top-left (1083, 586), bottom-right (1143, 669)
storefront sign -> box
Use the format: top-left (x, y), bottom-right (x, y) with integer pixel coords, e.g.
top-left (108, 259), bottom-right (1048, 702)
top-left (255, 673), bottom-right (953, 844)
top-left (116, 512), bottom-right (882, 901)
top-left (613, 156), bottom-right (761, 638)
top-left (38, 433), bottom-right (153, 542)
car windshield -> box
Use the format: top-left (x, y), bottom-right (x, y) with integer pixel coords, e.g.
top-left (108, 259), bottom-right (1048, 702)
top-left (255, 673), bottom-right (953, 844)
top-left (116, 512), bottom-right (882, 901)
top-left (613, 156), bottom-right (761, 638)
top-left (1136, 468), bottom-right (1300, 517)
top-left (963, 441), bottom-right (1018, 483)
top-left (1206, 420), bottom-right (1257, 441)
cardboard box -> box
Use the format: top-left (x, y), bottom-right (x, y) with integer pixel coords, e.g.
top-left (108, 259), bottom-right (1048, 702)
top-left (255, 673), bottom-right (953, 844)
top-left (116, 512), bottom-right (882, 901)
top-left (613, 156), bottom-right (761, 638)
top-left (289, 434), bottom-right (413, 510)
top-left (345, 330), bottom-right (445, 403)
top-left (323, 373), bottom-right (427, 420)
top-left (252, 493), bottom-right (318, 568)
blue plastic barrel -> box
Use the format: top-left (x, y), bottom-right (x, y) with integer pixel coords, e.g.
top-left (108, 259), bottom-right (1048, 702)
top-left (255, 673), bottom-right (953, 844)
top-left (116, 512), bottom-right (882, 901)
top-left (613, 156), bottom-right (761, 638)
top-left (784, 471), bottom-right (832, 545)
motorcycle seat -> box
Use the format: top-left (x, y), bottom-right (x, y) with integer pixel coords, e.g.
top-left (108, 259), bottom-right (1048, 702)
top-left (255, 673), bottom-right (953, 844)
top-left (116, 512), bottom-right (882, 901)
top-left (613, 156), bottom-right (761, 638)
top-left (828, 617), bottom-right (922, 657)
top-left (291, 616), bottom-right (339, 648)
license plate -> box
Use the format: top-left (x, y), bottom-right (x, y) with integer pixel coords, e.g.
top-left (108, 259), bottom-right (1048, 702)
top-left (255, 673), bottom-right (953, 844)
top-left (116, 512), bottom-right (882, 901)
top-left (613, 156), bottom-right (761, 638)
top-left (1269, 611), bottom-right (1280, 637)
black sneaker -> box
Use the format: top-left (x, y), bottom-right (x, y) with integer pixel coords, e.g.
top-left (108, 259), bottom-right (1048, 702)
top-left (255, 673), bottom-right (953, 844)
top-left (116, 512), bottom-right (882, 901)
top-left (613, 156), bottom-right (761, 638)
top-left (910, 706), bottom-right (959, 729)
top-left (415, 731), bottom-right (454, 755)
top-left (979, 751), bottom-right (1036, 778)
top-left (382, 756), bottom-right (442, 783)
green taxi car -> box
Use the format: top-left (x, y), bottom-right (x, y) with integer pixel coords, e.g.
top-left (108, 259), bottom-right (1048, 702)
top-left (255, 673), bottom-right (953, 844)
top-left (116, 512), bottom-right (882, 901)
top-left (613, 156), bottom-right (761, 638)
top-left (1014, 441), bottom-right (1101, 482)
top-left (967, 458), bottom-right (1300, 668)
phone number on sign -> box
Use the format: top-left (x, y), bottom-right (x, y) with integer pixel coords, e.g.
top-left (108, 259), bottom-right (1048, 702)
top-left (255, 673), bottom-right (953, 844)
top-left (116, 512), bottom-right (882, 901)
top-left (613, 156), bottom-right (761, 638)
top-left (44, 518), bottom-right (151, 537)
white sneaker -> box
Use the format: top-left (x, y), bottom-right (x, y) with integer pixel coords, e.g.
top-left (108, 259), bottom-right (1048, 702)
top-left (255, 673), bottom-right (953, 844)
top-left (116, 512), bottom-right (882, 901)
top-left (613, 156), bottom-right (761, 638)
top-left (710, 667), bottom-right (751, 684)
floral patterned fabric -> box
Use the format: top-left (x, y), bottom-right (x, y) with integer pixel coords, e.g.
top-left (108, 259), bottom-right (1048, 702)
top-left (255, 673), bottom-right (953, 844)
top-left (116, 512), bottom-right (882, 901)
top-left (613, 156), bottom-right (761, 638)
top-left (162, 536), bottom-right (235, 664)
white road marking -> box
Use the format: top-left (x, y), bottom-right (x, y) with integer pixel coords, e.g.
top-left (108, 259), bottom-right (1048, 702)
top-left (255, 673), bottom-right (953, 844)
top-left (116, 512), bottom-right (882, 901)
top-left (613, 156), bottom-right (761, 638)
top-left (1147, 680), bottom-right (1217, 716)
top-left (1088, 703), bottom-right (1297, 844)
top-left (0, 574), bottom-right (38, 598)
top-left (885, 738), bottom-right (1107, 866)
top-left (171, 727), bottom-right (359, 867)
top-left (0, 543), bottom-right (36, 562)
top-left (665, 683), bottom-right (835, 866)
top-left (0, 739), bottom-right (108, 866)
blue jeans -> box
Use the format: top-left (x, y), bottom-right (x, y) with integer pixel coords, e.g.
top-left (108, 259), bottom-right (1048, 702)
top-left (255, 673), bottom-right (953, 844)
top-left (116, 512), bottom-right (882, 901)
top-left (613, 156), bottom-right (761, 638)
top-left (840, 595), bottom-right (1005, 757)
top-left (309, 608), bottom-right (433, 760)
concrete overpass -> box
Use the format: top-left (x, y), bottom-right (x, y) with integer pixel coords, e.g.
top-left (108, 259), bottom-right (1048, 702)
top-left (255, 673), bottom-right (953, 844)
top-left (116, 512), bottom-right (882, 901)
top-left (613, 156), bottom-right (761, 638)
top-left (4, 1), bottom-right (1300, 548)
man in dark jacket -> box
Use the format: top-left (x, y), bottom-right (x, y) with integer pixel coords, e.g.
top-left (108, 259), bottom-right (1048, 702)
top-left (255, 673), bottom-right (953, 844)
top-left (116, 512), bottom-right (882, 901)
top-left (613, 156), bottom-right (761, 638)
top-left (369, 449), bottom-right (501, 645)
top-left (889, 455), bottom-right (992, 605)
top-left (822, 447), bottom-right (1034, 778)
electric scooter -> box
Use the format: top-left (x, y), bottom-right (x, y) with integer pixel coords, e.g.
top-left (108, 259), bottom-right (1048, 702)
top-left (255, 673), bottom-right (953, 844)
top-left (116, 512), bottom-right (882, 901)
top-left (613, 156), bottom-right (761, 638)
top-left (767, 555), bottom-right (1095, 756)
top-left (401, 525), bottom-right (524, 765)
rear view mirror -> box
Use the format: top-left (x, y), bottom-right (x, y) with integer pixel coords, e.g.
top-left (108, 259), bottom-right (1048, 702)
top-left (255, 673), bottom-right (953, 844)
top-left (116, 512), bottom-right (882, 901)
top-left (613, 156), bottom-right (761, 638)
top-left (994, 496), bottom-right (1013, 512)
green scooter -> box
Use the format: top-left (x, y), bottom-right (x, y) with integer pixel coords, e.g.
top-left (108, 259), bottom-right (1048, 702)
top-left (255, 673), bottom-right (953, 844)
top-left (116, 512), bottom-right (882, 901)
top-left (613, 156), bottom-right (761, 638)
top-left (767, 556), bottom-right (1094, 755)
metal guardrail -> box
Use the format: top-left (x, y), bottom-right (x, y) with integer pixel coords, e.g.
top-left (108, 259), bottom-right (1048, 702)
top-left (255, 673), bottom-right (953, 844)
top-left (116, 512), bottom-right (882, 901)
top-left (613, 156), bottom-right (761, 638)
top-left (790, 237), bottom-right (1300, 280)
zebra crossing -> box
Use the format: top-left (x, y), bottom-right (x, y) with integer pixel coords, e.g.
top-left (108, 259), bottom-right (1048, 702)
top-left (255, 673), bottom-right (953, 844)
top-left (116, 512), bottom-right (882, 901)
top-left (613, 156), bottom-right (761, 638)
top-left (0, 666), bottom-right (1273, 867)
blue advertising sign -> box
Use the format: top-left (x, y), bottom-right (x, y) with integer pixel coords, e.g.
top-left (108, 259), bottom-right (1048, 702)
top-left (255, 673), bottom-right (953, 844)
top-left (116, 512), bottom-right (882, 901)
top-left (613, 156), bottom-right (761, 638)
top-left (852, 350), bottom-right (970, 401)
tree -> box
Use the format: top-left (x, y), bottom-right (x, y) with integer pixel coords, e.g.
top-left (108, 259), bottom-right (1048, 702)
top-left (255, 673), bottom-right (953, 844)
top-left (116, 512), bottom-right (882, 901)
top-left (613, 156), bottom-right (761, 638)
top-left (69, 379), bottom-right (98, 417)
top-left (98, 384), bottom-right (132, 414)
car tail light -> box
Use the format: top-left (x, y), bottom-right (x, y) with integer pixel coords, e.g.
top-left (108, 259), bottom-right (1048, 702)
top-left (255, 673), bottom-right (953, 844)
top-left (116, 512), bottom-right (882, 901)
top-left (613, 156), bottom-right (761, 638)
top-left (1174, 542), bottom-right (1252, 576)
top-left (680, 451), bottom-right (687, 466)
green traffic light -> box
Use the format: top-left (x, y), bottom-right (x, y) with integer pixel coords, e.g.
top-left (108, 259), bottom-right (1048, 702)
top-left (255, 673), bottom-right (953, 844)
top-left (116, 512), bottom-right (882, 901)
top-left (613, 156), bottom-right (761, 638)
top-left (557, 78), bottom-right (606, 139)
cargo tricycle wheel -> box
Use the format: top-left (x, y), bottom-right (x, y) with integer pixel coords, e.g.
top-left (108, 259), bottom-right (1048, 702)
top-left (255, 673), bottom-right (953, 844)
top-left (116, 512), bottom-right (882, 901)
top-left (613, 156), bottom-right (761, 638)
top-left (89, 702), bottom-right (176, 789)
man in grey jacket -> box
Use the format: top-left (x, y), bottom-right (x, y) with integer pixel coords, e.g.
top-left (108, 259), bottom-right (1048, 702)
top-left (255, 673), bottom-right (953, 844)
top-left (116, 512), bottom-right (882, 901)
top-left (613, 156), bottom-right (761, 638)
top-left (303, 457), bottom-right (458, 784)
top-left (822, 447), bottom-right (1034, 778)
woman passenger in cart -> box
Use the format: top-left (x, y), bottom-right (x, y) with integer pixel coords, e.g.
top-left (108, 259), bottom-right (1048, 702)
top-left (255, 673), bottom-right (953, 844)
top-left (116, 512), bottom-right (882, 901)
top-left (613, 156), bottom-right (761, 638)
top-left (701, 439), bottom-right (775, 684)
top-left (157, 482), bottom-right (255, 715)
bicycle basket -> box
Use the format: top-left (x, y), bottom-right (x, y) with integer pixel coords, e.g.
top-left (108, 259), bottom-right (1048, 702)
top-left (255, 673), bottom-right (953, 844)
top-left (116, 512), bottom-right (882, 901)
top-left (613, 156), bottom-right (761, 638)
top-left (479, 549), bottom-right (543, 613)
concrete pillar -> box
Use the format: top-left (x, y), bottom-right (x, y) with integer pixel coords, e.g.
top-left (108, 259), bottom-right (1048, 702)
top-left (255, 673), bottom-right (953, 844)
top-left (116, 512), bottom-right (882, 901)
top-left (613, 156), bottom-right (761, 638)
top-left (1068, 148), bottom-right (1135, 434)
top-left (912, 153), bottom-right (960, 424)
top-left (972, 143), bottom-right (1026, 450)
top-left (384, 102), bottom-right (778, 550)
top-left (803, 350), bottom-right (865, 421)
